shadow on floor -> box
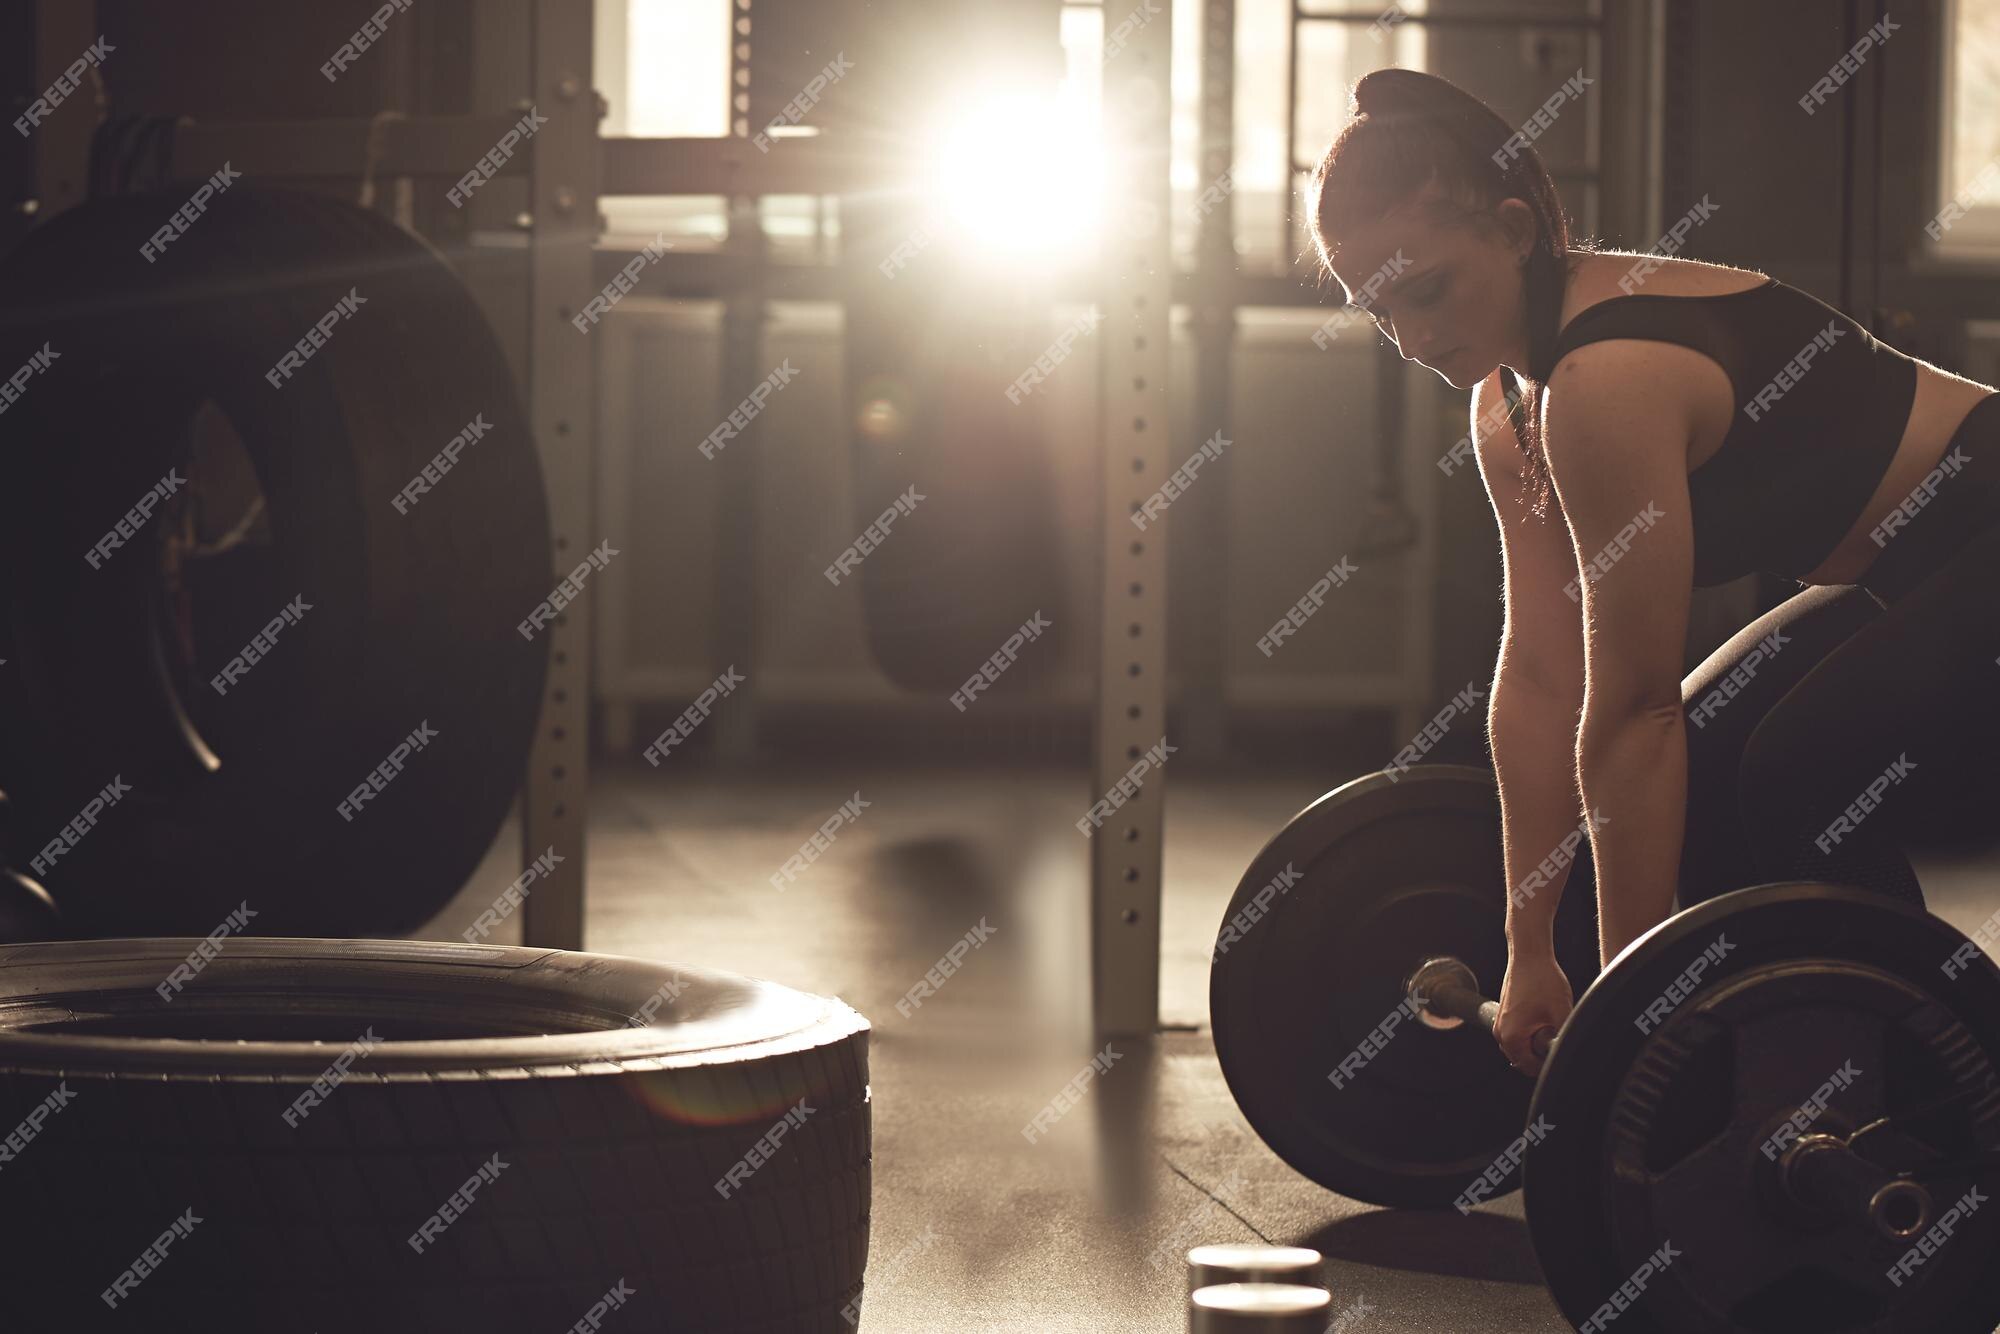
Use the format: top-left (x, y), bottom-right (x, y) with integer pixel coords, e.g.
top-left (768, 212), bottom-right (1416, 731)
top-left (1303, 1205), bottom-right (1547, 1286)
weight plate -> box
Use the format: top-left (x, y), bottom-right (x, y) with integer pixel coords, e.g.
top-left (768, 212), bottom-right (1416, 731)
top-left (1210, 764), bottom-right (1601, 1208)
top-left (1526, 882), bottom-right (2000, 1333)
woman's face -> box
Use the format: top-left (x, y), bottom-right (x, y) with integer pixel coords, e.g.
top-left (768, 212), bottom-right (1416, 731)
top-left (1328, 199), bottom-right (1531, 390)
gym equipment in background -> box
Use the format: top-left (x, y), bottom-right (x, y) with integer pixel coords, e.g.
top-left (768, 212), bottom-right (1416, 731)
top-left (0, 187), bottom-right (551, 939)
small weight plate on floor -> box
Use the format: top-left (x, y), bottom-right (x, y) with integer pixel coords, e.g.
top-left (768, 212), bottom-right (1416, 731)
top-left (1209, 765), bottom-right (1601, 1208)
top-left (1526, 882), bottom-right (2000, 1334)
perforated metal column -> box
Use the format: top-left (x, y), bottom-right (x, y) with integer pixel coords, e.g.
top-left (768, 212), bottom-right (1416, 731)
top-left (520, 0), bottom-right (597, 950)
top-left (1092, 0), bottom-right (1174, 1037)
top-left (1183, 0), bottom-right (1237, 760)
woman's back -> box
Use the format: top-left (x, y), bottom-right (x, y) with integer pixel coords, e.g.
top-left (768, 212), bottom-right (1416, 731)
top-left (1540, 252), bottom-right (1993, 592)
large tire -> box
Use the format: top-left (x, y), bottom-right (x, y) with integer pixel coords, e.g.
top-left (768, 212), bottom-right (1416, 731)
top-left (0, 938), bottom-right (871, 1333)
top-left (0, 187), bottom-right (550, 938)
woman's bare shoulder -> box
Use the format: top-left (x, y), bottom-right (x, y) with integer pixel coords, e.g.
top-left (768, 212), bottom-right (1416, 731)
top-left (1575, 250), bottom-right (1770, 299)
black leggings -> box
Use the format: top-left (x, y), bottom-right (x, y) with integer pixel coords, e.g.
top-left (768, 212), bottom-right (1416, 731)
top-left (1572, 392), bottom-right (2000, 915)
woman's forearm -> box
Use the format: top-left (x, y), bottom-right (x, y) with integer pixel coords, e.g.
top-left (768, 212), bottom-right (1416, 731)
top-left (1488, 674), bottom-right (1587, 959)
top-left (1577, 708), bottom-right (1687, 966)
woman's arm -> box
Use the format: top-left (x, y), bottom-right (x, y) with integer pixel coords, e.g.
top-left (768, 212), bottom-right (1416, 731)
top-left (1491, 678), bottom-right (1587, 953)
top-left (1470, 374), bottom-right (1590, 964)
top-left (1538, 344), bottom-right (1698, 966)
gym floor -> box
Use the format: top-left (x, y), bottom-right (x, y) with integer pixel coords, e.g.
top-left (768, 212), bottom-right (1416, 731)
top-left (424, 761), bottom-right (2000, 1333)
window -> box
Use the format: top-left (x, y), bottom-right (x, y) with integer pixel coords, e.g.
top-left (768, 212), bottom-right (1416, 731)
top-left (1940, 0), bottom-right (2000, 251)
top-left (597, 0), bottom-right (735, 248)
top-left (601, 0), bottom-right (729, 138)
top-left (1281, 1), bottom-right (1430, 272)
top-left (596, 0), bottom-right (1436, 274)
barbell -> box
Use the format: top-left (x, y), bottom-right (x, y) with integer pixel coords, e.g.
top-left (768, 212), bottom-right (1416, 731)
top-left (1210, 764), bottom-right (2000, 1332)
top-left (1209, 765), bottom-right (1602, 1208)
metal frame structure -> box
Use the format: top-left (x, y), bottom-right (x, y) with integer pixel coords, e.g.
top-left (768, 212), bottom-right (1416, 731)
top-left (6, 0), bottom-right (1661, 1030)
top-left (1289, 3), bottom-right (1612, 259)
top-left (1179, 0), bottom-right (1237, 762)
top-left (517, 1), bottom-right (600, 950)
top-left (11, 0), bottom-right (1178, 1008)
top-left (1092, 2), bottom-right (1175, 1037)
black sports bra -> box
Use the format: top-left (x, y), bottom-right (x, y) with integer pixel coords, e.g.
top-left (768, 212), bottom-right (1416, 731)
top-left (1541, 275), bottom-right (1918, 587)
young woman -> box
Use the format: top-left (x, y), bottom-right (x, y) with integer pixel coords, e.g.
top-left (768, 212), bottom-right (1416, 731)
top-left (1309, 68), bottom-right (2000, 1074)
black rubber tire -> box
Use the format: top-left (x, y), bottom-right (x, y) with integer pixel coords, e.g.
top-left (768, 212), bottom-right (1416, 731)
top-left (0, 938), bottom-right (871, 1333)
top-left (0, 187), bottom-right (550, 938)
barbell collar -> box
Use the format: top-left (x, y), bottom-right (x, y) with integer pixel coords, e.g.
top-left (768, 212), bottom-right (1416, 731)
top-left (1406, 956), bottom-right (1555, 1059)
top-left (1780, 1132), bottom-right (1935, 1244)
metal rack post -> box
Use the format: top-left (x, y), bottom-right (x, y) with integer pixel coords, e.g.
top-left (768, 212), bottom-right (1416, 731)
top-left (1183, 0), bottom-right (1239, 761)
top-left (519, 0), bottom-right (600, 950)
top-left (1093, 0), bottom-right (1175, 1037)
